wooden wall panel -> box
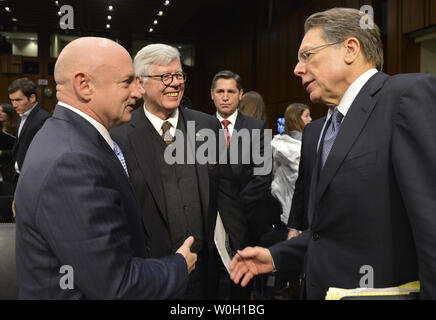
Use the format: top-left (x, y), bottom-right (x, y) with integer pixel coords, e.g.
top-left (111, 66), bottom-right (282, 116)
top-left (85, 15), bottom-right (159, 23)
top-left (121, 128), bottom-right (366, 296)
top-left (430, 0), bottom-right (436, 25)
top-left (402, 0), bottom-right (426, 33)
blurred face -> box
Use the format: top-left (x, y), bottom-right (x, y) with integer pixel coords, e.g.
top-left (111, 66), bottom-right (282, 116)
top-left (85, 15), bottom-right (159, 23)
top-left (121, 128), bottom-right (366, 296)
top-left (141, 59), bottom-right (184, 119)
top-left (0, 107), bottom-right (7, 122)
top-left (9, 90), bottom-right (36, 114)
top-left (301, 108), bottom-right (312, 126)
top-left (211, 78), bottom-right (243, 119)
top-left (294, 27), bottom-right (346, 105)
top-left (91, 55), bottom-right (144, 129)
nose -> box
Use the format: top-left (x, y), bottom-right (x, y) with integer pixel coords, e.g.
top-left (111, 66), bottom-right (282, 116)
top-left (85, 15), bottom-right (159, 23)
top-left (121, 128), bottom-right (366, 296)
top-left (294, 62), bottom-right (305, 77)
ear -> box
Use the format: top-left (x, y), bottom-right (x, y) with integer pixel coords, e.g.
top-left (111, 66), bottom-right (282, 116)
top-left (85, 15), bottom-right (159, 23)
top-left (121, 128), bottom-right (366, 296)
top-left (238, 89), bottom-right (244, 100)
top-left (210, 89), bottom-right (214, 101)
top-left (73, 72), bottom-right (92, 102)
top-left (29, 93), bottom-right (37, 104)
top-left (343, 37), bottom-right (361, 65)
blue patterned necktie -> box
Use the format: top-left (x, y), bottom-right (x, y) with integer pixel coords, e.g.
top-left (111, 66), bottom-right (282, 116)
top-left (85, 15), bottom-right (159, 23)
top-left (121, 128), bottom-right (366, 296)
top-left (113, 141), bottom-right (129, 176)
top-left (321, 108), bottom-right (344, 168)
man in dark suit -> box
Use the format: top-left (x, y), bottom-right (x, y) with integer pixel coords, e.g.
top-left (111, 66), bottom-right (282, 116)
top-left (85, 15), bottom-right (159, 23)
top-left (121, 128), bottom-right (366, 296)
top-left (230, 8), bottom-right (436, 299)
top-left (111, 44), bottom-right (221, 300)
top-left (15, 37), bottom-right (196, 299)
top-left (0, 78), bottom-right (50, 183)
top-left (211, 70), bottom-right (272, 299)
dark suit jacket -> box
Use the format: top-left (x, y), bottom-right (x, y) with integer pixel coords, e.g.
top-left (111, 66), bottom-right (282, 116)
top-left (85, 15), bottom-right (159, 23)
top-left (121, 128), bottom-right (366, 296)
top-left (288, 116), bottom-right (326, 231)
top-left (111, 106), bottom-right (221, 298)
top-left (15, 105), bottom-right (188, 299)
top-left (270, 72), bottom-right (436, 299)
top-left (217, 112), bottom-right (273, 250)
top-left (0, 103), bottom-right (50, 171)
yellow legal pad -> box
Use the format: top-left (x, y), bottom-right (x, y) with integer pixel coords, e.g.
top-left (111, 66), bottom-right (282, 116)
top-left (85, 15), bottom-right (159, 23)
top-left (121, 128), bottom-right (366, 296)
top-left (325, 281), bottom-right (420, 300)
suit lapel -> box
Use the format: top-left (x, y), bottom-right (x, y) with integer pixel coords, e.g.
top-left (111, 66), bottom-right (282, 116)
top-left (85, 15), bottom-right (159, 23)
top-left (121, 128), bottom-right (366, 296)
top-left (16, 103), bottom-right (40, 146)
top-left (311, 72), bottom-right (389, 225)
top-left (128, 108), bottom-right (168, 223)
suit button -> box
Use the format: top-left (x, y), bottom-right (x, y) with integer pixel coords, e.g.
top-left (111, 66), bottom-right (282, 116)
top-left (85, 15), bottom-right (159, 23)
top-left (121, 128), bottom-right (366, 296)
top-left (312, 233), bottom-right (320, 241)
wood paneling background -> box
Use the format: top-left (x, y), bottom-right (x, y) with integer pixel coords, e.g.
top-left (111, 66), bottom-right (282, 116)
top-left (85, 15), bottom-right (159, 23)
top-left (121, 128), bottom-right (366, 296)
top-left (1, 0), bottom-right (435, 129)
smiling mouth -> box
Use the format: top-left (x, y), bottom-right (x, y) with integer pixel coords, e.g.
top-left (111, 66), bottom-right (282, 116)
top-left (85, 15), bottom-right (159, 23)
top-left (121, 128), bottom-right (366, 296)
top-left (164, 92), bottom-right (179, 97)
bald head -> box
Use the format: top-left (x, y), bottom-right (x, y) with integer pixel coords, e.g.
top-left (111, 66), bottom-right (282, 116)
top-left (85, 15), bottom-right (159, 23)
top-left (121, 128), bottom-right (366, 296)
top-left (55, 37), bottom-right (130, 91)
top-left (54, 37), bottom-right (143, 129)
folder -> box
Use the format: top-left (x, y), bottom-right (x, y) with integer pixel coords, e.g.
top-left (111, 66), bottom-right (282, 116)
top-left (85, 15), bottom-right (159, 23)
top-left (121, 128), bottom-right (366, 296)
top-left (325, 281), bottom-right (420, 300)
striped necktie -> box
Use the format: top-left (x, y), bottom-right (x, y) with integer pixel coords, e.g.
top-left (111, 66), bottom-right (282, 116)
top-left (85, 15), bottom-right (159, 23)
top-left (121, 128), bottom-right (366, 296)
top-left (321, 108), bottom-right (344, 168)
top-left (113, 141), bottom-right (129, 176)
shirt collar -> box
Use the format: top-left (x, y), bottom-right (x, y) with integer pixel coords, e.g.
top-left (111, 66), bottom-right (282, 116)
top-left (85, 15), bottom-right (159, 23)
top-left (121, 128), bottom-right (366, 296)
top-left (216, 109), bottom-right (238, 126)
top-left (21, 102), bottom-right (38, 118)
top-left (57, 101), bottom-right (114, 150)
top-left (336, 68), bottom-right (378, 119)
top-left (143, 104), bottom-right (179, 134)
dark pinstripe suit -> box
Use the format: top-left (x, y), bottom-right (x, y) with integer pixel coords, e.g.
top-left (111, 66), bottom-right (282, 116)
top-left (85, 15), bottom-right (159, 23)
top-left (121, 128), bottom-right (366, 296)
top-left (15, 105), bottom-right (188, 299)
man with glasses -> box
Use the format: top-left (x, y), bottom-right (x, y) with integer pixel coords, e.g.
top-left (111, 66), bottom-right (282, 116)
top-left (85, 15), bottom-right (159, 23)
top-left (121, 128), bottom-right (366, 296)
top-left (111, 43), bottom-right (223, 299)
top-left (230, 8), bottom-right (436, 299)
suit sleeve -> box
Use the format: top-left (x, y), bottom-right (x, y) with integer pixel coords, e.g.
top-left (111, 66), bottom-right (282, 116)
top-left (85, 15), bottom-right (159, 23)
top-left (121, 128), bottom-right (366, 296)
top-left (392, 74), bottom-right (436, 299)
top-left (35, 152), bottom-right (188, 299)
top-left (269, 230), bottom-right (310, 279)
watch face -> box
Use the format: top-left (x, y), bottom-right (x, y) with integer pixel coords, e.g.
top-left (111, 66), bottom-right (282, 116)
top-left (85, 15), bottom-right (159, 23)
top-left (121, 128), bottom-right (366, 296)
top-left (44, 87), bottom-right (53, 98)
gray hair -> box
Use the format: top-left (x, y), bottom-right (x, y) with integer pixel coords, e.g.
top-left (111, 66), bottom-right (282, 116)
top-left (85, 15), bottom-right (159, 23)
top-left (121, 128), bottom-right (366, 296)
top-left (133, 44), bottom-right (181, 82)
top-left (305, 8), bottom-right (384, 71)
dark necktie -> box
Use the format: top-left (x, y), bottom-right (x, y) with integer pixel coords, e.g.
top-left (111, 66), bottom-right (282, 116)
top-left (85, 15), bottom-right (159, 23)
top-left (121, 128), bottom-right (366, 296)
top-left (321, 108), bottom-right (344, 168)
top-left (221, 120), bottom-right (231, 148)
top-left (161, 121), bottom-right (175, 145)
top-left (113, 141), bottom-right (129, 176)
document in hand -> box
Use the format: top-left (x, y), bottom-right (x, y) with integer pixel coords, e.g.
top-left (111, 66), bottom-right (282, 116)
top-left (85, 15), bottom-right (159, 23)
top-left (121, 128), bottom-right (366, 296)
top-left (325, 281), bottom-right (420, 300)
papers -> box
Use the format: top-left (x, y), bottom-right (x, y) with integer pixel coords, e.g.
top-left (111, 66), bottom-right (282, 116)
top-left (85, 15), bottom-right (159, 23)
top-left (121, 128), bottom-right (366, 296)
top-left (214, 212), bottom-right (232, 274)
top-left (325, 281), bottom-right (420, 300)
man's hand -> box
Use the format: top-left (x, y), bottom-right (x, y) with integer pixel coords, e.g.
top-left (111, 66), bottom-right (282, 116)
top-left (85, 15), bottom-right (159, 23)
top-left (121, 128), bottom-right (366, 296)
top-left (287, 228), bottom-right (300, 240)
top-left (176, 236), bottom-right (197, 274)
top-left (229, 246), bottom-right (274, 287)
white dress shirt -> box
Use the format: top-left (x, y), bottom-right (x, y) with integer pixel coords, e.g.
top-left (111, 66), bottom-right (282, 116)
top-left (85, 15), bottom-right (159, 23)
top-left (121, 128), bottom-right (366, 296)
top-left (143, 104), bottom-right (179, 137)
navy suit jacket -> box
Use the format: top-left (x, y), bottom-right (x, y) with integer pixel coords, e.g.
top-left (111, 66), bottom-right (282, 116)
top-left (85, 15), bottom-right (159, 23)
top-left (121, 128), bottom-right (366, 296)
top-left (217, 112), bottom-right (273, 250)
top-left (15, 105), bottom-right (188, 299)
top-left (110, 106), bottom-right (221, 298)
top-left (288, 116), bottom-right (326, 231)
top-left (270, 72), bottom-right (436, 299)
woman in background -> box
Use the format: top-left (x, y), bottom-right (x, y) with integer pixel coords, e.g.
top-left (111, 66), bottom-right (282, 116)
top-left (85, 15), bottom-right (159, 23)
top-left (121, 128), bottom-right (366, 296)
top-left (238, 91), bottom-right (267, 122)
top-left (0, 103), bottom-right (20, 136)
top-left (271, 103), bottom-right (311, 225)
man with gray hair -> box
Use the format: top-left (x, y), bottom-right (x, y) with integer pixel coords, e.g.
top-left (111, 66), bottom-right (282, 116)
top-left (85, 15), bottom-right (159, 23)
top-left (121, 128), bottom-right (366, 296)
top-left (111, 43), bottom-right (223, 299)
top-left (230, 7), bottom-right (436, 299)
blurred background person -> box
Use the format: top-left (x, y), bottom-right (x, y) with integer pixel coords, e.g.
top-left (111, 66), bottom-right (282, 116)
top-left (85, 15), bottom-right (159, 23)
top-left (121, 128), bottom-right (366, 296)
top-left (238, 91), bottom-right (267, 122)
top-left (0, 103), bottom-right (20, 195)
top-left (271, 103), bottom-right (311, 226)
top-left (0, 103), bottom-right (20, 136)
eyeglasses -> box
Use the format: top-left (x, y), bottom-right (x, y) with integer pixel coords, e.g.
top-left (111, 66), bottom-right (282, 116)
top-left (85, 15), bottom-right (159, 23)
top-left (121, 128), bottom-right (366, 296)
top-left (297, 41), bottom-right (343, 65)
top-left (141, 72), bottom-right (187, 86)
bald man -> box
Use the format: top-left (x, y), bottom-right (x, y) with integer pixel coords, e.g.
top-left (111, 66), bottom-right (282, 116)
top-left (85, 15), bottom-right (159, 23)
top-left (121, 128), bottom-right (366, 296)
top-left (14, 37), bottom-right (196, 299)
